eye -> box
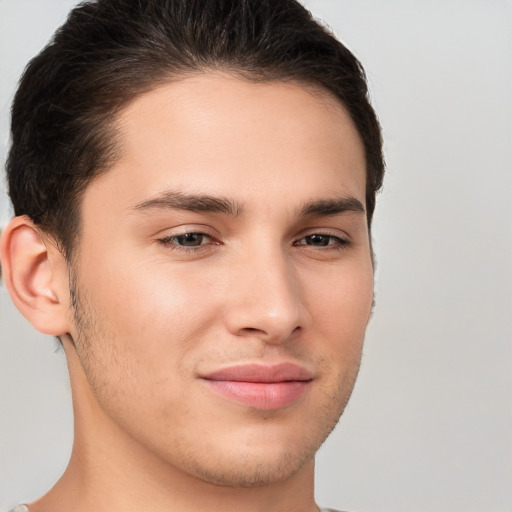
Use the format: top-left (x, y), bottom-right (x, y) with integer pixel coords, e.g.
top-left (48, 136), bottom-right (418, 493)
top-left (295, 233), bottom-right (350, 249)
top-left (158, 232), bottom-right (214, 250)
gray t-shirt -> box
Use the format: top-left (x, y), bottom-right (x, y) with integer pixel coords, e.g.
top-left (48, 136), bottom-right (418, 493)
top-left (10, 506), bottom-right (344, 512)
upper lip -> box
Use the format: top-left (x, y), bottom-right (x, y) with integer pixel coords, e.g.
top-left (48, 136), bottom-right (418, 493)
top-left (201, 363), bottom-right (313, 383)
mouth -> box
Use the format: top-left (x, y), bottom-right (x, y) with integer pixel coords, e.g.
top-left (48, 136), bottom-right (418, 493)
top-left (200, 363), bottom-right (314, 411)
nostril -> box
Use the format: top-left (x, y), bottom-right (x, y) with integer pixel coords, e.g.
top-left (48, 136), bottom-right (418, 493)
top-left (240, 327), bottom-right (265, 335)
top-left (236, 324), bottom-right (302, 340)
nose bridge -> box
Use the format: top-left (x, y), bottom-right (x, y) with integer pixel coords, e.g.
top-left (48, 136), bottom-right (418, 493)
top-left (224, 239), bottom-right (303, 342)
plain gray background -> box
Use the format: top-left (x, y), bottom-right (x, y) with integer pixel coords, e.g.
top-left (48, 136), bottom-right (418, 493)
top-left (1, 1), bottom-right (511, 511)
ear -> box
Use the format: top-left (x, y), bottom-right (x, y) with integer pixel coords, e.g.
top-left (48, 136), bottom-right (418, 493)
top-left (0, 216), bottom-right (71, 336)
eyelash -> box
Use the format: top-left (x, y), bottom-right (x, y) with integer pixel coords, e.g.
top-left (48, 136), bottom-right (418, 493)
top-left (293, 233), bottom-right (351, 250)
top-left (157, 232), bottom-right (217, 252)
top-left (157, 231), bottom-right (351, 252)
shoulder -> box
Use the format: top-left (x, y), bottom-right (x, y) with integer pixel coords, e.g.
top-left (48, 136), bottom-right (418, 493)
top-left (9, 506), bottom-right (345, 512)
top-left (9, 506), bottom-right (347, 512)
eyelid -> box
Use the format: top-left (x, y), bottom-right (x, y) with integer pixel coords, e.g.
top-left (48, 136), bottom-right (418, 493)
top-left (156, 225), bottom-right (220, 252)
top-left (155, 223), bottom-right (217, 238)
top-left (293, 229), bottom-right (352, 249)
top-left (159, 232), bottom-right (213, 243)
top-left (296, 227), bottom-right (350, 240)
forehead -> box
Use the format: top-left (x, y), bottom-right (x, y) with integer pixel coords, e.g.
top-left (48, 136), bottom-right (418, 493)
top-left (84, 73), bottom-right (366, 218)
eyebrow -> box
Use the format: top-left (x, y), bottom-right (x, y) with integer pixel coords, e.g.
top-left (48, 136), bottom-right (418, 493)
top-left (131, 190), bottom-right (365, 219)
top-left (298, 197), bottom-right (366, 217)
top-left (131, 191), bottom-right (244, 216)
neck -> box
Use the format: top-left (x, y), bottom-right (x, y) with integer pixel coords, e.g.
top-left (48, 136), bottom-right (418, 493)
top-left (29, 341), bottom-right (319, 512)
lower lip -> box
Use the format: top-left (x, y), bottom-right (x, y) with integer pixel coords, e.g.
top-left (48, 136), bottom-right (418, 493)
top-left (203, 380), bottom-right (311, 410)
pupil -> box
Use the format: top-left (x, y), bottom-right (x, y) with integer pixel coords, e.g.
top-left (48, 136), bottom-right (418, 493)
top-left (179, 233), bottom-right (202, 246)
top-left (308, 235), bottom-right (329, 246)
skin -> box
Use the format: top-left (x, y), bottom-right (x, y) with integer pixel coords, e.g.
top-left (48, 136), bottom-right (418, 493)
top-left (1, 74), bottom-right (373, 512)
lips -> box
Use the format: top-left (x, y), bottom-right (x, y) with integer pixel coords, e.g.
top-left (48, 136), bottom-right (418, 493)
top-left (200, 363), bottom-right (313, 410)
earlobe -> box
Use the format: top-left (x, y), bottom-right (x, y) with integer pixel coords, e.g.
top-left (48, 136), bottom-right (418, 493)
top-left (0, 216), bottom-right (70, 336)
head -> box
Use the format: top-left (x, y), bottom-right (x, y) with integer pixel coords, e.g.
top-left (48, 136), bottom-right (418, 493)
top-left (7, 0), bottom-right (383, 260)
top-left (1, 0), bottom-right (384, 493)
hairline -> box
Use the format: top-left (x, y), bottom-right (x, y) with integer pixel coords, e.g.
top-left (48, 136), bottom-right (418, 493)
top-left (53, 68), bottom-right (372, 263)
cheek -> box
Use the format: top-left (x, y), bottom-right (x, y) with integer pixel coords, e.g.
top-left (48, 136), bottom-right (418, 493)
top-left (306, 259), bottom-right (374, 338)
top-left (301, 259), bottom-right (373, 384)
top-left (81, 252), bottom-right (222, 368)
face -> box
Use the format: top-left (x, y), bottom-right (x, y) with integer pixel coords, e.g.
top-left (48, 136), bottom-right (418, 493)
top-left (68, 74), bottom-right (373, 487)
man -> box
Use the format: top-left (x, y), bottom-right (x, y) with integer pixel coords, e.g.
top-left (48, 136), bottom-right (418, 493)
top-left (0, 0), bottom-right (384, 511)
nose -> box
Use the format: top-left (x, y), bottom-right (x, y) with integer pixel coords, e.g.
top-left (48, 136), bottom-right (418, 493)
top-left (223, 247), bottom-right (304, 344)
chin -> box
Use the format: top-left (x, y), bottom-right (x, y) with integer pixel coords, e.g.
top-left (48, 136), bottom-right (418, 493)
top-left (188, 448), bottom-right (314, 488)
top-left (168, 372), bottom-right (356, 488)
top-left (176, 418), bottom-right (334, 488)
